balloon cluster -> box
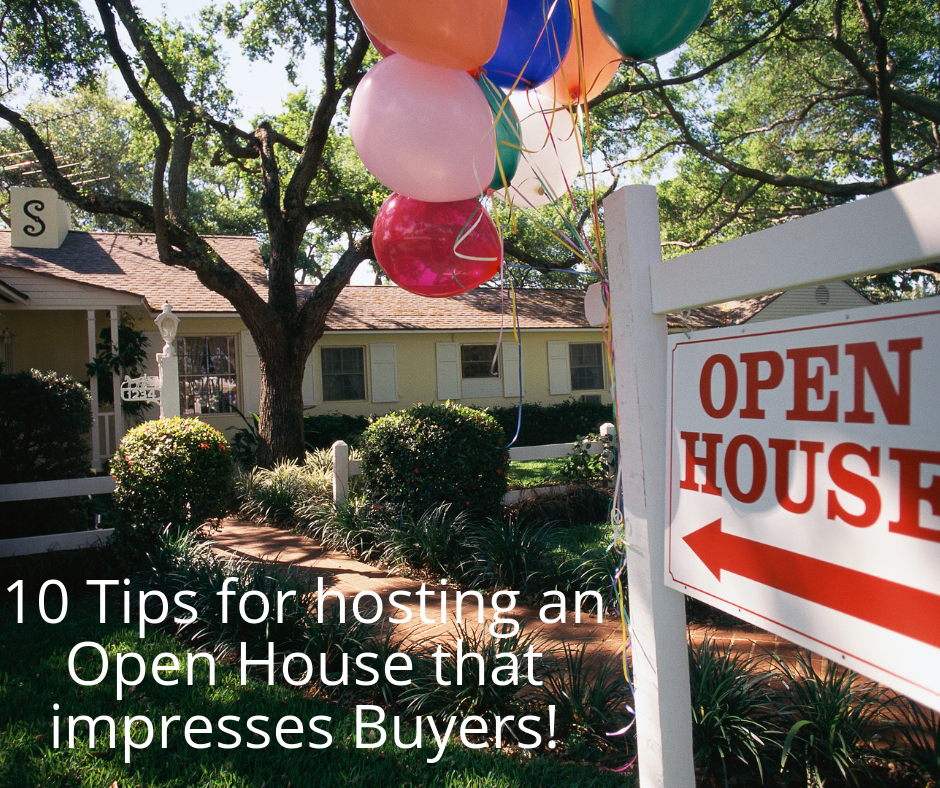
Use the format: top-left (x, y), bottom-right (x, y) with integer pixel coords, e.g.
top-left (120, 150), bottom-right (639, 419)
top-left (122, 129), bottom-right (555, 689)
top-left (348, 0), bottom-right (710, 297)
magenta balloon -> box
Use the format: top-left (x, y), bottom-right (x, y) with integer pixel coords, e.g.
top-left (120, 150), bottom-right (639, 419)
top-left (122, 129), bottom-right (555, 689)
top-left (350, 55), bottom-right (497, 203)
top-left (373, 194), bottom-right (503, 298)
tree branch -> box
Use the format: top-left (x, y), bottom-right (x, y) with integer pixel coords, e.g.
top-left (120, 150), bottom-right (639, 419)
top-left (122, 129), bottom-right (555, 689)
top-left (297, 232), bottom-right (374, 348)
top-left (647, 72), bottom-right (885, 198)
top-left (284, 1), bottom-right (369, 216)
top-left (591, 0), bottom-right (809, 105)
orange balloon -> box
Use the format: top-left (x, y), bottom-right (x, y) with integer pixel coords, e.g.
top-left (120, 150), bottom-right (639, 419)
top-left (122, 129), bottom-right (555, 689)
top-left (538, 0), bottom-right (622, 105)
top-left (350, 0), bottom-right (509, 72)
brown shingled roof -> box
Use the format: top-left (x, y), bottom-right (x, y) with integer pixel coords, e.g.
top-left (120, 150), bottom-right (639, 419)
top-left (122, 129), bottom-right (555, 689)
top-left (0, 230), bottom-right (266, 312)
top-left (0, 229), bottom-right (777, 332)
top-left (320, 286), bottom-right (592, 331)
top-left (666, 293), bottom-right (780, 332)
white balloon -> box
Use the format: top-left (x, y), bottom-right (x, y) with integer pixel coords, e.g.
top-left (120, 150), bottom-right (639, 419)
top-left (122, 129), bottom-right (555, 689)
top-left (495, 90), bottom-right (583, 206)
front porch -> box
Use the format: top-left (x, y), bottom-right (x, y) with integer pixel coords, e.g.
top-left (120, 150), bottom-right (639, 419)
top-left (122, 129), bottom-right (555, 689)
top-left (0, 282), bottom-right (158, 469)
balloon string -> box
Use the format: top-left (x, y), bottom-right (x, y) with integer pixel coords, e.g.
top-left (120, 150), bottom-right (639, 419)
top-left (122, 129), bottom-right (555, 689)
top-left (452, 203), bottom-right (499, 263)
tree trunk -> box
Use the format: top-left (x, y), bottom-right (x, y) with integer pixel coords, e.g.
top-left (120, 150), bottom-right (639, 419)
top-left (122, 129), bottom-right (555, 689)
top-left (256, 341), bottom-right (308, 466)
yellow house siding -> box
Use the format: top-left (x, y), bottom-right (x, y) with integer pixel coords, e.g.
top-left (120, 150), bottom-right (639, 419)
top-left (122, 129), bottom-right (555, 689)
top-left (3, 305), bottom-right (608, 442)
top-left (303, 328), bottom-right (610, 419)
top-left (0, 310), bottom-right (89, 380)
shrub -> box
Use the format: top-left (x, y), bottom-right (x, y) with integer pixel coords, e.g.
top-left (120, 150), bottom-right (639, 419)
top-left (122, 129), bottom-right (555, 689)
top-left (555, 547), bottom-right (623, 614)
top-left (558, 432), bottom-right (616, 485)
top-left (458, 512), bottom-right (556, 593)
top-left (0, 369), bottom-right (97, 539)
top-left (403, 623), bottom-right (548, 732)
top-left (688, 637), bottom-right (777, 786)
top-left (535, 644), bottom-right (633, 759)
top-left (303, 412), bottom-right (370, 450)
top-left (0, 368), bottom-right (92, 482)
top-left (483, 400), bottom-right (613, 447)
top-left (132, 532), bottom-right (312, 661)
top-left (319, 496), bottom-right (389, 561)
top-left (235, 451), bottom-right (332, 526)
top-left (775, 650), bottom-right (893, 787)
top-left (111, 417), bottom-right (234, 548)
top-left (377, 502), bottom-right (471, 577)
top-left (358, 402), bottom-right (509, 513)
top-left (894, 697), bottom-right (940, 784)
top-left (510, 484), bottom-right (612, 526)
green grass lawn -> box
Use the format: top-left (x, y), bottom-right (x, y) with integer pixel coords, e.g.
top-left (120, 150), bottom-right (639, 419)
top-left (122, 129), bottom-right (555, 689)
top-left (506, 459), bottom-right (565, 488)
top-left (547, 521), bottom-right (612, 558)
top-left (0, 598), bottom-right (635, 788)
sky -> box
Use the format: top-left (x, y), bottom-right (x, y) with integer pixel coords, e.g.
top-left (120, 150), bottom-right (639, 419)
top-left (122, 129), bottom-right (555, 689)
top-left (134, 0), bottom-right (320, 125)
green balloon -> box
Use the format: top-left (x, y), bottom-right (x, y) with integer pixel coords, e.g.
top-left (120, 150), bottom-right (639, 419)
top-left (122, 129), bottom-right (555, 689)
top-left (478, 75), bottom-right (522, 192)
top-left (591, 0), bottom-right (712, 62)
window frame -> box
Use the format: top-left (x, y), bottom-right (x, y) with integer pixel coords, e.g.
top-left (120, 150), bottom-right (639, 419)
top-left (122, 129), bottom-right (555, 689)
top-left (321, 345), bottom-right (367, 402)
top-left (177, 334), bottom-right (238, 416)
top-left (460, 344), bottom-right (499, 380)
top-left (569, 342), bottom-right (605, 391)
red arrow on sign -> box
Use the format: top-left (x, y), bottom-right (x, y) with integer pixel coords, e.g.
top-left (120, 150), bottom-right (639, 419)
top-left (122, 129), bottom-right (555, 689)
top-left (683, 519), bottom-right (940, 650)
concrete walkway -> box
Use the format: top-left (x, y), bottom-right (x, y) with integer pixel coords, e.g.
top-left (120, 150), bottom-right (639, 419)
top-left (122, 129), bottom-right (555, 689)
top-left (210, 518), bottom-right (801, 669)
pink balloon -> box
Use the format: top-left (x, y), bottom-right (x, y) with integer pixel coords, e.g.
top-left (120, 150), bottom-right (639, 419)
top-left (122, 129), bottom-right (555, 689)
top-left (350, 55), bottom-right (497, 203)
top-left (374, 194), bottom-right (503, 298)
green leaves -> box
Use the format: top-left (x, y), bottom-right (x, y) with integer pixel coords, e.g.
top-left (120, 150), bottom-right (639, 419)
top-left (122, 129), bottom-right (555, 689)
top-left (614, 0), bottom-right (940, 255)
top-left (111, 417), bottom-right (235, 549)
top-left (0, 368), bottom-right (92, 483)
top-left (358, 402), bottom-right (510, 515)
top-left (0, 0), bottom-right (105, 88)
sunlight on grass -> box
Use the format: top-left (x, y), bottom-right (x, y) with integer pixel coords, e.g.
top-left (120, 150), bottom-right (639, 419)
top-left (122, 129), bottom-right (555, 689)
top-left (507, 459), bottom-right (565, 488)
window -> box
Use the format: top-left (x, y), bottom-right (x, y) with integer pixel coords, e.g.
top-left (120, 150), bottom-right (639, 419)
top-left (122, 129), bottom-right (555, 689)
top-left (460, 344), bottom-right (498, 379)
top-left (177, 336), bottom-right (237, 415)
top-left (570, 342), bottom-right (604, 390)
top-left (322, 346), bottom-right (365, 401)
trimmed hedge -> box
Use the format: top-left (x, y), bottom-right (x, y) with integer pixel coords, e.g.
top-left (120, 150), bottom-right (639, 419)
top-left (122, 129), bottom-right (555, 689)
top-left (483, 400), bottom-right (613, 447)
top-left (111, 418), bottom-right (234, 547)
top-left (358, 402), bottom-right (509, 513)
top-left (301, 402), bottom-right (612, 452)
top-left (303, 412), bottom-right (370, 449)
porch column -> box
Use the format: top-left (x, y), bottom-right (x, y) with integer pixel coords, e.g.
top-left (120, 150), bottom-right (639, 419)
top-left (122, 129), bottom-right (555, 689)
top-left (87, 310), bottom-right (101, 471)
top-left (109, 309), bottom-right (124, 445)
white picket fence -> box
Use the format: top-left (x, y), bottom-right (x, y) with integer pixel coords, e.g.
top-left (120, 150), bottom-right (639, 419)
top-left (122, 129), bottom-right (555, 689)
top-left (330, 422), bottom-right (616, 505)
top-left (0, 476), bottom-right (115, 558)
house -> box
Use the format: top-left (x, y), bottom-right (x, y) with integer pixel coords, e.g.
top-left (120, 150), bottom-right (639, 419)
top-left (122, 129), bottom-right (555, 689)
top-left (0, 187), bottom-right (875, 468)
top-left (0, 189), bottom-right (612, 468)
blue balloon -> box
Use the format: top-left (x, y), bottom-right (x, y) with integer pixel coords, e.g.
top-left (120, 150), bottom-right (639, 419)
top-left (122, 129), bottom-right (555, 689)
top-left (483, 0), bottom-right (574, 90)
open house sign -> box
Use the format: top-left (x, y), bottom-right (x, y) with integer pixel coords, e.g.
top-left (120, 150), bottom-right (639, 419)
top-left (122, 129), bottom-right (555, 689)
top-left (666, 297), bottom-right (940, 711)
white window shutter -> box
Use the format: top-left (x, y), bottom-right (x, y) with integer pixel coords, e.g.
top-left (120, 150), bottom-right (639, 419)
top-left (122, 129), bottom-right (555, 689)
top-left (240, 329), bottom-right (261, 415)
top-left (547, 340), bottom-right (571, 395)
top-left (502, 341), bottom-right (523, 398)
top-left (436, 342), bottom-right (461, 400)
top-left (302, 351), bottom-right (317, 407)
top-left (369, 343), bottom-right (399, 403)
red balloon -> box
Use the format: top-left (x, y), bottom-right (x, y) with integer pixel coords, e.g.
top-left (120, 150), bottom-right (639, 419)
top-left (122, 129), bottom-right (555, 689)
top-left (374, 194), bottom-right (503, 298)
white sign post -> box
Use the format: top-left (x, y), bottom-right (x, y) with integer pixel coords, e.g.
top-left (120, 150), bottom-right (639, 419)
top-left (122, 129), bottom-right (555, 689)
top-left (603, 172), bottom-right (940, 787)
